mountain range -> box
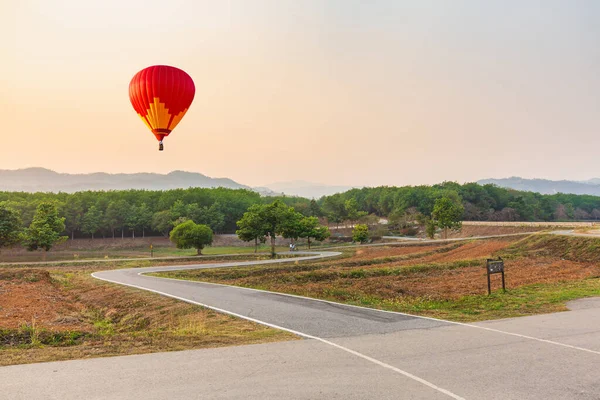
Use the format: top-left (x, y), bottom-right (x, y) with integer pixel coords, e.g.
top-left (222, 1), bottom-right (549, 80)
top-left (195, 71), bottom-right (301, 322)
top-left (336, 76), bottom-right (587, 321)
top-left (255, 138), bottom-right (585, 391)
top-left (477, 177), bottom-right (600, 196)
top-left (4, 169), bottom-right (600, 198)
top-left (0, 168), bottom-right (250, 193)
top-left (0, 168), bottom-right (353, 198)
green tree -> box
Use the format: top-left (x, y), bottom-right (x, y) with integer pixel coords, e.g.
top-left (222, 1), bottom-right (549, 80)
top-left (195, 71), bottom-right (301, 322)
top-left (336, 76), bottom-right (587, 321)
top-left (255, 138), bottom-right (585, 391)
top-left (298, 216), bottom-right (330, 249)
top-left (82, 205), bottom-right (103, 239)
top-left (236, 205), bottom-right (267, 253)
top-left (0, 203), bottom-right (22, 252)
top-left (322, 195), bottom-right (347, 230)
top-left (111, 200), bottom-right (131, 239)
top-left (280, 210), bottom-right (304, 244)
top-left (425, 218), bottom-right (437, 239)
top-left (62, 196), bottom-right (84, 241)
top-left (126, 205), bottom-right (139, 239)
top-left (136, 203), bottom-right (153, 238)
top-left (22, 202), bottom-right (67, 256)
top-left (188, 202), bottom-right (225, 233)
top-left (345, 198), bottom-right (368, 226)
top-left (308, 199), bottom-right (322, 217)
top-left (258, 200), bottom-right (296, 257)
top-left (103, 201), bottom-right (120, 239)
top-left (152, 210), bottom-right (173, 237)
top-left (431, 196), bottom-right (464, 239)
top-left (169, 220), bottom-right (213, 255)
top-left (170, 200), bottom-right (188, 221)
top-left (352, 224), bottom-right (369, 244)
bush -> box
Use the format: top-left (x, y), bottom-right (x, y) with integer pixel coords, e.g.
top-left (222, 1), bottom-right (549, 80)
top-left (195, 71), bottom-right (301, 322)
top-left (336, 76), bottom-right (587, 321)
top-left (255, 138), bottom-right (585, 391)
top-left (352, 224), bottom-right (369, 244)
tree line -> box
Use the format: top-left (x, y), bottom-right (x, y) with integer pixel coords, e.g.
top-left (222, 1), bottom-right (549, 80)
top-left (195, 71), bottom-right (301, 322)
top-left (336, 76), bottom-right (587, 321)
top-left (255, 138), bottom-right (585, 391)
top-left (2, 181), bottom-right (600, 250)
top-left (0, 188), bottom-right (315, 240)
top-left (236, 200), bottom-right (330, 255)
top-left (319, 182), bottom-right (600, 223)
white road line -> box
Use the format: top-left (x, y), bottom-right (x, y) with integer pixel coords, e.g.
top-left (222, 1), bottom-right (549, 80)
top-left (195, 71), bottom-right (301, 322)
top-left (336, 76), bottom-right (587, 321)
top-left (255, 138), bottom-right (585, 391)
top-left (141, 273), bottom-right (600, 356)
top-left (91, 272), bottom-right (466, 400)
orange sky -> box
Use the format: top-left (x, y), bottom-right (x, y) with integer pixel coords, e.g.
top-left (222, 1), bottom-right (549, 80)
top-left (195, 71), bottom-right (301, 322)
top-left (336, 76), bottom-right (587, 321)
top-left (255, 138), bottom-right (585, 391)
top-left (3, 1), bottom-right (600, 187)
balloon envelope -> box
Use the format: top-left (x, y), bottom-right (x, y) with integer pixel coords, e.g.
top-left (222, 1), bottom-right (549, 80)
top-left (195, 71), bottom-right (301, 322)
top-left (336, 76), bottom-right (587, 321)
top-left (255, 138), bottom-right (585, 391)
top-left (129, 65), bottom-right (195, 143)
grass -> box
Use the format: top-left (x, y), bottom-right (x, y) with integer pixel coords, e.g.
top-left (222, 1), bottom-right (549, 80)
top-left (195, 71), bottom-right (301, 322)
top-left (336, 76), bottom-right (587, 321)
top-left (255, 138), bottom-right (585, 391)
top-left (337, 278), bottom-right (600, 322)
top-left (154, 235), bottom-right (600, 323)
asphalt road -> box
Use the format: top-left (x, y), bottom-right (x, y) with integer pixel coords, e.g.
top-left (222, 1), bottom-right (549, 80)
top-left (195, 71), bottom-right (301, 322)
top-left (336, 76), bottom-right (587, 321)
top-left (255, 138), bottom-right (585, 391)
top-left (2, 248), bottom-right (600, 399)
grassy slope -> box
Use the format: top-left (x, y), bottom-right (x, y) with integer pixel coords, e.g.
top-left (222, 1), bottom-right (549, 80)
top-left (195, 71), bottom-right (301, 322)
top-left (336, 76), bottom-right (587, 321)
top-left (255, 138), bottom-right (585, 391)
top-left (155, 236), bottom-right (600, 322)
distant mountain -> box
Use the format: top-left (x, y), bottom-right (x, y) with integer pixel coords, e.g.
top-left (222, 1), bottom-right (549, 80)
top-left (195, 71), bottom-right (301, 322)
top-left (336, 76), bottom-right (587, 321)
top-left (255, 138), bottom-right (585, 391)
top-left (478, 177), bottom-right (600, 196)
top-left (263, 180), bottom-right (358, 199)
top-left (580, 178), bottom-right (600, 185)
top-left (0, 168), bottom-right (251, 193)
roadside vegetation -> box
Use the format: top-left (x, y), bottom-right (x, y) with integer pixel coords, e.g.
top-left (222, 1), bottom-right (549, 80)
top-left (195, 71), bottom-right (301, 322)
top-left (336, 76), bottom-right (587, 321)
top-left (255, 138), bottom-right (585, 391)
top-left (0, 267), bottom-right (295, 366)
top-left (154, 235), bottom-right (600, 322)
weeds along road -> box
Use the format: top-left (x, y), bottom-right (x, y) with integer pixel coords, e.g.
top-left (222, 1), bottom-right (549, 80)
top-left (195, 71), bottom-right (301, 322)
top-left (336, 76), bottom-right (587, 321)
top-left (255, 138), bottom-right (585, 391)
top-left (2, 233), bottom-right (600, 399)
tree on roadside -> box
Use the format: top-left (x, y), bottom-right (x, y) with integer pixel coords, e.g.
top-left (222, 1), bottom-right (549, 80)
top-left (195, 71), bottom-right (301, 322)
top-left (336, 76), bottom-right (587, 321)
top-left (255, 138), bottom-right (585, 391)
top-left (82, 205), bottom-right (103, 239)
top-left (22, 202), bottom-right (67, 257)
top-left (298, 216), bottom-right (330, 249)
top-left (431, 196), bottom-right (464, 239)
top-left (258, 200), bottom-right (296, 257)
top-left (280, 210), bottom-right (304, 245)
top-left (0, 203), bottom-right (22, 252)
top-left (352, 224), bottom-right (369, 244)
top-left (169, 220), bottom-right (213, 255)
top-left (236, 205), bottom-right (267, 253)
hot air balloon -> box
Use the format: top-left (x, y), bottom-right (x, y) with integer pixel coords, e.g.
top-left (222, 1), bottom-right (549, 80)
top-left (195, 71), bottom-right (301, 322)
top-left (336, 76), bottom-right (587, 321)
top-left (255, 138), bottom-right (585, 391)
top-left (129, 65), bottom-right (195, 151)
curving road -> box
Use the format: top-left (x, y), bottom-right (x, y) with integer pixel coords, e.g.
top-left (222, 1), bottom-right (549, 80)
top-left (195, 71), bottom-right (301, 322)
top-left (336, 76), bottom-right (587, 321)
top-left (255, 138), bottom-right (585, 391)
top-left (2, 238), bottom-right (600, 399)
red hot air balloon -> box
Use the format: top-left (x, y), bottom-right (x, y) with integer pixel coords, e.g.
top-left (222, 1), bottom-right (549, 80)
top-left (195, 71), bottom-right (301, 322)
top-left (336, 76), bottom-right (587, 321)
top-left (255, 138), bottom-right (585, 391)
top-left (129, 65), bottom-right (195, 151)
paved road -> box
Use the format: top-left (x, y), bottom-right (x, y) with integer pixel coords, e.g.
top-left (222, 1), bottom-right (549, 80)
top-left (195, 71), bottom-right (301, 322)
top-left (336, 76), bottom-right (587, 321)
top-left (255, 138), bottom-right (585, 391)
top-left (2, 248), bottom-right (600, 399)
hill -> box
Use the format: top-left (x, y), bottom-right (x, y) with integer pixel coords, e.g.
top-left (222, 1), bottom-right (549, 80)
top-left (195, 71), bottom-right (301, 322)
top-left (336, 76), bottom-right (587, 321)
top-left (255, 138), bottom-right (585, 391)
top-left (0, 168), bottom-right (251, 193)
top-left (477, 177), bottom-right (600, 196)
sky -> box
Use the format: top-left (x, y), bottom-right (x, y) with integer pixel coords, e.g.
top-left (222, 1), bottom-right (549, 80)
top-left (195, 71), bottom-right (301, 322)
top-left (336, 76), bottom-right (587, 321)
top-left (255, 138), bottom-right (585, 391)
top-left (3, 0), bottom-right (600, 187)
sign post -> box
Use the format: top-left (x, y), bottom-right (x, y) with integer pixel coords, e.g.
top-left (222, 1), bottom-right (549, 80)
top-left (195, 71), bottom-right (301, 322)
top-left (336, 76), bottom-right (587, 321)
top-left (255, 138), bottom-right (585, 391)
top-left (150, 243), bottom-right (154, 258)
top-left (486, 257), bottom-right (505, 295)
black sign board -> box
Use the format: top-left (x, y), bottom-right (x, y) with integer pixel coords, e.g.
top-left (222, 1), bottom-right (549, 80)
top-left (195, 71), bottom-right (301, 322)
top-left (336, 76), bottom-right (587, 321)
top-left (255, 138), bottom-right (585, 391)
top-left (486, 258), bottom-right (505, 295)
top-left (487, 260), bottom-right (504, 274)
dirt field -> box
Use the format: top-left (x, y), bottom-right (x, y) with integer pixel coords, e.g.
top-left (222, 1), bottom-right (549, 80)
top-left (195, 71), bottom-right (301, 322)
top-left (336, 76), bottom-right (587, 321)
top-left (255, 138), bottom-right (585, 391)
top-left (447, 224), bottom-right (548, 238)
top-left (158, 235), bottom-right (600, 321)
top-left (0, 267), bottom-right (294, 366)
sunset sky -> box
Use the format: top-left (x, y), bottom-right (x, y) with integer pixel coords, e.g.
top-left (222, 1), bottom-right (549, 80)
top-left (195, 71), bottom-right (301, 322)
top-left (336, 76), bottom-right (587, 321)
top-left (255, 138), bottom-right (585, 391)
top-left (3, 1), bottom-right (600, 187)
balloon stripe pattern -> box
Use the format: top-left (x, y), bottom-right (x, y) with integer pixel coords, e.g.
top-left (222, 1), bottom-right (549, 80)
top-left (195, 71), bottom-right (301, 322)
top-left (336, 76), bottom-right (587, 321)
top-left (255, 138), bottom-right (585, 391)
top-left (129, 65), bottom-right (195, 142)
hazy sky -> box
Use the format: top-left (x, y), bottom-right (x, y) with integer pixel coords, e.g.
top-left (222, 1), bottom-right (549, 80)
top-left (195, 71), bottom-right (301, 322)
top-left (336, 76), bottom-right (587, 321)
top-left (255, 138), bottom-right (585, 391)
top-left (3, 0), bottom-right (600, 187)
